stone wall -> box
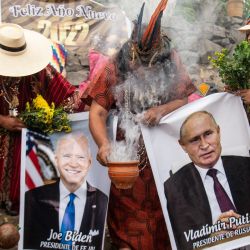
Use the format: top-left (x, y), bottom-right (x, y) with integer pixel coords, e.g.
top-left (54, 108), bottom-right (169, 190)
top-left (164, 15), bottom-right (245, 86)
top-left (65, 0), bottom-right (247, 87)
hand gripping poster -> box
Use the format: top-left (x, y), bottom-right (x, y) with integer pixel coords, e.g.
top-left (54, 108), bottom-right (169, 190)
top-left (0, 0), bottom-right (131, 85)
top-left (19, 112), bottom-right (110, 250)
top-left (142, 93), bottom-right (250, 250)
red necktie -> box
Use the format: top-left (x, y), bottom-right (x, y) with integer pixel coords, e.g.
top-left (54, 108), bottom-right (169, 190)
top-left (207, 168), bottom-right (236, 212)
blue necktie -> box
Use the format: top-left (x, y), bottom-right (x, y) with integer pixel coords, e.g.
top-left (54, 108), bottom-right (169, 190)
top-left (61, 193), bottom-right (76, 249)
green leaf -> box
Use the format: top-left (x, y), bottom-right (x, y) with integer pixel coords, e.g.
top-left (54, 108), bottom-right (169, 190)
top-left (208, 41), bottom-right (250, 90)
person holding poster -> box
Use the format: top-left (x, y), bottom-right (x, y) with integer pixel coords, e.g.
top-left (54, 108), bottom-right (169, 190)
top-left (223, 16), bottom-right (250, 107)
top-left (164, 111), bottom-right (250, 250)
top-left (235, 16), bottom-right (250, 105)
top-left (88, 0), bottom-right (196, 249)
top-left (0, 23), bottom-right (84, 215)
top-left (24, 132), bottom-right (108, 250)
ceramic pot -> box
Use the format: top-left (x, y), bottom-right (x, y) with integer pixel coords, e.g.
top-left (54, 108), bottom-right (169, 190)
top-left (107, 161), bottom-right (139, 189)
top-left (227, 0), bottom-right (244, 17)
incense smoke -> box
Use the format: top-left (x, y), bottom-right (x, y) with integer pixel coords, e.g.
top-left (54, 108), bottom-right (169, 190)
top-left (104, 0), bottom-right (230, 161)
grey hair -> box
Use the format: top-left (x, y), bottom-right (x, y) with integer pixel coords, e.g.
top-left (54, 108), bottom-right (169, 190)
top-left (179, 111), bottom-right (218, 141)
top-left (55, 132), bottom-right (91, 157)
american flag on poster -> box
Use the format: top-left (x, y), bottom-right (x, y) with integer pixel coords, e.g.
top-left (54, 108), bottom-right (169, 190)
top-left (25, 135), bottom-right (44, 190)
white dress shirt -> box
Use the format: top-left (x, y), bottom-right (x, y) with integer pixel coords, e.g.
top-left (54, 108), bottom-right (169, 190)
top-left (59, 180), bottom-right (87, 232)
top-left (195, 157), bottom-right (236, 224)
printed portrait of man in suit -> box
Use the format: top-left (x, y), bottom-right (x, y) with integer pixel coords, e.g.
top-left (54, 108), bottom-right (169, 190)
top-left (24, 132), bottom-right (108, 250)
top-left (164, 111), bottom-right (250, 250)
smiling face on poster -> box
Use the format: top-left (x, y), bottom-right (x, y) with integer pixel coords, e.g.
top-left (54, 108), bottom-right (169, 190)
top-left (141, 93), bottom-right (250, 250)
top-left (54, 133), bottom-right (92, 193)
top-left (19, 112), bottom-right (110, 250)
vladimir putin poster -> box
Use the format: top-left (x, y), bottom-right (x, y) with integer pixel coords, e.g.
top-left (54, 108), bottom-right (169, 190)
top-left (142, 93), bottom-right (250, 250)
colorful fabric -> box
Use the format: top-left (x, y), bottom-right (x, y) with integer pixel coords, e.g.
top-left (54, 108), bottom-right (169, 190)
top-left (188, 93), bottom-right (202, 103)
top-left (0, 65), bottom-right (82, 205)
top-left (108, 153), bottom-right (171, 249)
top-left (83, 51), bottom-right (117, 109)
top-left (79, 49), bottom-right (110, 94)
top-left (89, 50), bottom-right (195, 250)
top-left (50, 42), bottom-right (67, 74)
top-left (79, 50), bottom-right (112, 105)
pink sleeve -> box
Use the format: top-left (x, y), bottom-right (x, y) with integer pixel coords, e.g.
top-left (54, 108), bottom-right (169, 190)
top-left (169, 49), bottom-right (196, 100)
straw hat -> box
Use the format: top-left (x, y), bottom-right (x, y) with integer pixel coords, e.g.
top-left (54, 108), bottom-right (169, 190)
top-left (238, 16), bottom-right (250, 32)
top-left (0, 23), bottom-right (52, 77)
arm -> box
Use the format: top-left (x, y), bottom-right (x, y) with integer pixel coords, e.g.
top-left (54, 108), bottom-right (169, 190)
top-left (141, 50), bottom-right (195, 127)
top-left (224, 86), bottom-right (250, 105)
top-left (141, 98), bottom-right (187, 126)
top-left (236, 89), bottom-right (250, 105)
top-left (89, 101), bottom-right (110, 166)
top-left (40, 65), bottom-right (86, 112)
top-left (210, 210), bottom-right (241, 237)
top-left (216, 210), bottom-right (240, 229)
top-left (0, 114), bottom-right (25, 131)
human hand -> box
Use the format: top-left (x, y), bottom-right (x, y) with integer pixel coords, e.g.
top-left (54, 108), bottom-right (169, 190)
top-left (97, 143), bottom-right (111, 166)
top-left (140, 106), bottom-right (165, 127)
top-left (217, 210), bottom-right (240, 230)
top-left (0, 115), bottom-right (25, 132)
top-left (236, 89), bottom-right (250, 105)
top-left (223, 85), bottom-right (234, 93)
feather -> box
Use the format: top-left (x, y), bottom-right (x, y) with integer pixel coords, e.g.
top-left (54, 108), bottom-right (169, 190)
top-left (141, 0), bottom-right (168, 49)
top-left (144, 11), bottom-right (163, 50)
top-left (137, 2), bottom-right (145, 48)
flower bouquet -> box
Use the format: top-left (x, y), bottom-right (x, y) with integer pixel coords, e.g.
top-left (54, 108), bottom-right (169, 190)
top-left (208, 40), bottom-right (250, 90)
top-left (19, 94), bottom-right (71, 134)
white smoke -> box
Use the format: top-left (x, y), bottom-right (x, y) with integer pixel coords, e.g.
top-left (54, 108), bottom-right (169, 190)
top-left (109, 64), bottom-right (176, 162)
top-left (115, 64), bottom-right (176, 111)
top-left (108, 112), bottom-right (140, 162)
top-left (104, 0), bottom-right (230, 162)
top-left (103, 0), bottom-right (231, 78)
top-left (105, 0), bottom-right (177, 21)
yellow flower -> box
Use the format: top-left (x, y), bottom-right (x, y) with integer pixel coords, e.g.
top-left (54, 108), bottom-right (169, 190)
top-left (33, 94), bottom-right (50, 110)
top-left (51, 102), bottom-right (55, 110)
top-left (19, 94), bottom-right (71, 134)
top-left (25, 102), bottom-right (30, 112)
top-left (44, 107), bottom-right (54, 124)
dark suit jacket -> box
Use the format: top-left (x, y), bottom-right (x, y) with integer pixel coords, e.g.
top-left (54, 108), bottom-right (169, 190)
top-left (164, 156), bottom-right (250, 250)
top-left (24, 180), bottom-right (108, 250)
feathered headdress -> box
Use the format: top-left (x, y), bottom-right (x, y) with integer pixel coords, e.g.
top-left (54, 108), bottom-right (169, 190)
top-left (118, 0), bottom-right (170, 71)
top-left (136, 0), bottom-right (168, 51)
